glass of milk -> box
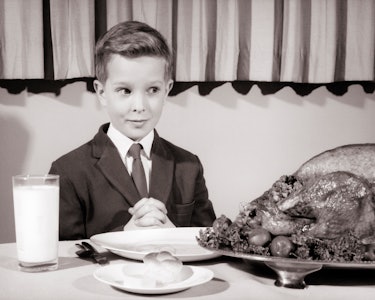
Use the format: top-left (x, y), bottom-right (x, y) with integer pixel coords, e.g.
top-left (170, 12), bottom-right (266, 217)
top-left (12, 175), bottom-right (59, 272)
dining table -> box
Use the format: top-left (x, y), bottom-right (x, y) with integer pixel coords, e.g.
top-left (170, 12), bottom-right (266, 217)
top-left (0, 239), bottom-right (374, 300)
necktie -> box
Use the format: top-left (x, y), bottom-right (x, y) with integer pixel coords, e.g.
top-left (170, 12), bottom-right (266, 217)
top-left (128, 143), bottom-right (148, 199)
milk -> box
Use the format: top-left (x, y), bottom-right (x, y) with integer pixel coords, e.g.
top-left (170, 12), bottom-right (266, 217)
top-left (13, 185), bottom-right (59, 263)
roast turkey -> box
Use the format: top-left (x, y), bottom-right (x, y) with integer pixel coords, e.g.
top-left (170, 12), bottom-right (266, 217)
top-left (251, 144), bottom-right (375, 243)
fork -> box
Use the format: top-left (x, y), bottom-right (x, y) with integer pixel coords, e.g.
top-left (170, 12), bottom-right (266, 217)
top-left (75, 242), bottom-right (109, 265)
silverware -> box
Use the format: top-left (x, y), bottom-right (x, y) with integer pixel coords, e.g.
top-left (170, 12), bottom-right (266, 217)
top-left (75, 243), bottom-right (92, 258)
top-left (75, 242), bottom-right (109, 265)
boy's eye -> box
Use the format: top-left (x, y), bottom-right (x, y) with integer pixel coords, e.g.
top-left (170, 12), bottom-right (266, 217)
top-left (118, 88), bottom-right (131, 95)
top-left (148, 87), bottom-right (160, 94)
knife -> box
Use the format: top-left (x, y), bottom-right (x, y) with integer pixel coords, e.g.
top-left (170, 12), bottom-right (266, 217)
top-left (80, 242), bottom-right (109, 265)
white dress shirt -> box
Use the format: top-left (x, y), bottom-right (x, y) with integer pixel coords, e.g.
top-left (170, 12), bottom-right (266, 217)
top-left (107, 123), bottom-right (153, 192)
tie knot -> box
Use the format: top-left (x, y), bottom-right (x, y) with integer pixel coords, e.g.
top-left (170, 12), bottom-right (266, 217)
top-left (128, 143), bottom-right (142, 159)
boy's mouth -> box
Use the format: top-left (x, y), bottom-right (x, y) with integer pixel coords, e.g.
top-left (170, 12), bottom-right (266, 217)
top-left (129, 119), bottom-right (147, 122)
top-left (128, 119), bottom-right (148, 126)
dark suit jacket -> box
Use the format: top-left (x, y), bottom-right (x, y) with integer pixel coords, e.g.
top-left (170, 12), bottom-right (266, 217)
top-left (50, 123), bottom-right (216, 240)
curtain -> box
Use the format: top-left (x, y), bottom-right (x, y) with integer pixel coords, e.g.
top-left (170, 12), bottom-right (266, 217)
top-left (0, 0), bottom-right (374, 95)
top-left (0, 0), bottom-right (44, 78)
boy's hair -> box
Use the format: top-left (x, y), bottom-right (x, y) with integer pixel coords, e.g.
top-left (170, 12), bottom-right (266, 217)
top-left (95, 21), bottom-right (173, 83)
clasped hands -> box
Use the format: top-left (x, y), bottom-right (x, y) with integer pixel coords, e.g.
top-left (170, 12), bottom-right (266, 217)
top-left (124, 197), bottom-right (175, 231)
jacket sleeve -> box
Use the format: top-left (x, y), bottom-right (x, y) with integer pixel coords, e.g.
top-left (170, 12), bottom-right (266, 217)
top-left (190, 156), bottom-right (216, 227)
top-left (49, 162), bottom-right (87, 240)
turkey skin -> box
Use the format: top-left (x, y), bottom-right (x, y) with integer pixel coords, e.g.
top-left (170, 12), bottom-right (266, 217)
top-left (253, 144), bottom-right (375, 243)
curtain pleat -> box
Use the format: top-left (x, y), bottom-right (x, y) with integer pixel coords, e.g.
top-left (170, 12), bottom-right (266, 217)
top-left (236, 0), bottom-right (250, 80)
top-left (0, 0), bottom-right (44, 79)
top-left (132, 0), bottom-right (173, 45)
top-left (215, 0), bottom-right (239, 81)
top-left (281, 0), bottom-right (308, 82)
top-left (106, 0), bottom-right (132, 30)
top-left (176, 0), bottom-right (209, 81)
top-left (248, 0), bottom-right (275, 81)
top-left (345, 0), bottom-right (375, 81)
top-left (272, 0), bottom-right (284, 82)
top-left (334, 0), bottom-right (347, 81)
top-left (50, 0), bottom-right (94, 79)
top-left (1, 0), bottom-right (374, 83)
top-left (95, 0), bottom-right (107, 43)
top-left (309, 0), bottom-right (336, 82)
top-left (43, 0), bottom-right (54, 80)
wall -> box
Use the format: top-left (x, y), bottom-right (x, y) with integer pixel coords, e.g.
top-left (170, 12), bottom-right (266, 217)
top-left (1, 82), bottom-right (374, 243)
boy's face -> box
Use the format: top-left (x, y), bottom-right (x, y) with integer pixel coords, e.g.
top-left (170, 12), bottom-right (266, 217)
top-left (94, 54), bottom-right (173, 141)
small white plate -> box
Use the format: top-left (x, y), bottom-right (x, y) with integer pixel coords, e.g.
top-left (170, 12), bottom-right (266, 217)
top-left (91, 227), bottom-right (220, 262)
top-left (93, 263), bottom-right (214, 295)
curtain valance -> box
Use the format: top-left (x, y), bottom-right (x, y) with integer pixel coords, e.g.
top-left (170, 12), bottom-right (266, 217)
top-left (0, 0), bottom-right (374, 96)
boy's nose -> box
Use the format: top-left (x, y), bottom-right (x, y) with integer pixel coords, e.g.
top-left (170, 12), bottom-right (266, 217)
top-left (132, 93), bottom-right (146, 111)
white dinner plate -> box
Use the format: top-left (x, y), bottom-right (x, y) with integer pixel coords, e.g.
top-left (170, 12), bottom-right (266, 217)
top-left (90, 227), bottom-right (221, 262)
top-left (93, 263), bottom-right (214, 295)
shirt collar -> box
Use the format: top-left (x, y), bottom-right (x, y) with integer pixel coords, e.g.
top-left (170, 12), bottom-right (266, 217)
top-left (107, 123), bottom-right (154, 159)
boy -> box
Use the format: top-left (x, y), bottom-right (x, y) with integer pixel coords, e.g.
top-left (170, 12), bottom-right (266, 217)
top-left (49, 21), bottom-right (216, 240)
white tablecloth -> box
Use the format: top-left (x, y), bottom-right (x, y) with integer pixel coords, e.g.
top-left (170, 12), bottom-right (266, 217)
top-left (0, 241), bottom-right (374, 300)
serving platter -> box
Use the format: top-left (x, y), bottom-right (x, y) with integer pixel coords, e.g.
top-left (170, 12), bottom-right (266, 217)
top-left (91, 227), bottom-right (221, 262)
top-left (199, 245), bottom-right (375, 289)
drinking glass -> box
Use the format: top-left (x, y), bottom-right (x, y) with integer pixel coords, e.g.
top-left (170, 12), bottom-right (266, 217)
top-left (12, 174), bottom-right (59, 272)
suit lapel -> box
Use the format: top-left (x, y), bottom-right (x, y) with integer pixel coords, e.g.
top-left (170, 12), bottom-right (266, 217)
top-left (93, 125), bottom-right (140, 206)
top-left (93, 125), bottom-right (174, 206)
top-left (149, 133), bottom-right (174, 203)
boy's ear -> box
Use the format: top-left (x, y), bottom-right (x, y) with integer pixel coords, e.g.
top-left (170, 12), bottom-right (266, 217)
top-left (93, 79), bottom-right (107, 106)
top-left (166, 79), bottom-right (174, 94)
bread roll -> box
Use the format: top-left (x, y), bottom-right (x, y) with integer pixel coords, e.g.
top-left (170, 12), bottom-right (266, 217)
top-left (142, 251), bottom-right (183, 285)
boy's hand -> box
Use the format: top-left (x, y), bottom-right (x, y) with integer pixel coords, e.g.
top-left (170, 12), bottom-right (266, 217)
top-left (125, 198), bottom-right (175, 230)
